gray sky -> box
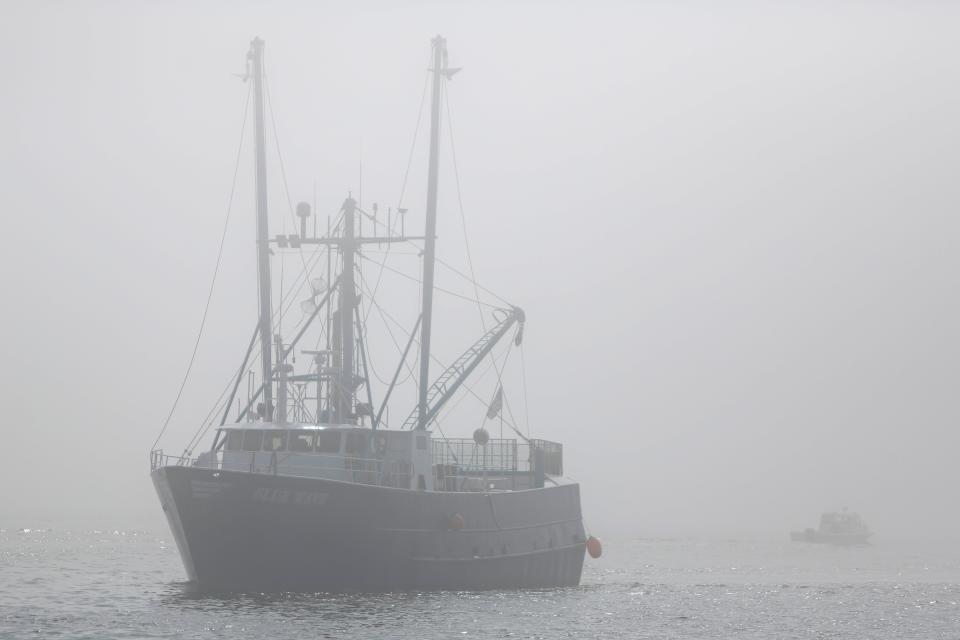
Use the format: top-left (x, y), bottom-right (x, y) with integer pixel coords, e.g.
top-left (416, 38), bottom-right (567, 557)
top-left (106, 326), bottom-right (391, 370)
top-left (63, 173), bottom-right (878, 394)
top-left (1, 1), bottom-right (959, 540)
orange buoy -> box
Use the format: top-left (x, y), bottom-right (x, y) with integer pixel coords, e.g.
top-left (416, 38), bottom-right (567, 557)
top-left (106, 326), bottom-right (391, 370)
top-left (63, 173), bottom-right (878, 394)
top-left (449, 513), bottom-right (465, 530)
top-left (586, 536), bottom-right (602, 559)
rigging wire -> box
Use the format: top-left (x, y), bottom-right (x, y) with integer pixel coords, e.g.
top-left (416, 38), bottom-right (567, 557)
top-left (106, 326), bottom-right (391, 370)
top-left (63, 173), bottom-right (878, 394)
top-left (357, 64), bottom-right (430, 332)
top-left (355, 272), bottom-right (392, 386)
top-left (356, 200), bottom-right (513, 309)
top-left (182, 371), bottom-right (238, 455)
top-left (397, 62), bottom-right (432, 209)
top-left (433, 346), bottom-right (499, 424)
top-left (356, 269), bottom-right (418, 389)
top-left (442, 80), bottom-right (487, 332)
top-left (172, 52), bottom-right (528, 455)
top-left (188, 210), bottom-right (341, 453)
top-left (520, 341), bottom-right (532, 438)
top-left (442, 79), bottom-right (523, 433)
top-left (435, 255), bottom-right (513, 308)
top-left (363, 284), bottom-right (525, 435)
top-left (151, 84), bottom-right (252, 452)
top-left (263, 63), bottom-right (310, 279)
top-left (179, 56), bottom-right (342, 454)
top-left (183, 238), bottom-right (334, 454)
top-left (357, 254), bottom-right (501, 309)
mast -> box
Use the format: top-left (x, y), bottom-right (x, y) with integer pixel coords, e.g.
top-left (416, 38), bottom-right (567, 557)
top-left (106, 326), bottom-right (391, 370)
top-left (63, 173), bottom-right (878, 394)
top-left (232, 39), bottom-right (432, 427)
top-left (333, 197), bottom-right (358, 423)
top-left (248, 37), bottom-right (274, 421)
top-left (417, 35), bottom-right (446, 430)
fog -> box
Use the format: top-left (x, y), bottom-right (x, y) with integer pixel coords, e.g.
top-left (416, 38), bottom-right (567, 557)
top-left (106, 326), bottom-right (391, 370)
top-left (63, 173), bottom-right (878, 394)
top-left (2, 1), bottom-right (958, 542)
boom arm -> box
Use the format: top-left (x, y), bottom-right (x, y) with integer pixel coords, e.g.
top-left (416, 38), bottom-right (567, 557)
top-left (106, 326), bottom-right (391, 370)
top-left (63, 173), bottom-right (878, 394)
top-left (401, 306), bottom-right (524, 430)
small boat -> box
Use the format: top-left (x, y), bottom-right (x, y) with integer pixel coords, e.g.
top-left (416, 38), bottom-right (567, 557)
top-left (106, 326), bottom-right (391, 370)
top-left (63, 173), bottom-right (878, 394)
top-left (790, 509), bottom-right (872, 545)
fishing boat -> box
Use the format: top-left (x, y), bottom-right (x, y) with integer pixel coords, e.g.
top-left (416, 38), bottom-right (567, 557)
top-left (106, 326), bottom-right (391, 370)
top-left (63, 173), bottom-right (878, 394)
top-left (790, 509), bottom-right (872, 545)
top-left (149, 36), bottom-right (591, 591)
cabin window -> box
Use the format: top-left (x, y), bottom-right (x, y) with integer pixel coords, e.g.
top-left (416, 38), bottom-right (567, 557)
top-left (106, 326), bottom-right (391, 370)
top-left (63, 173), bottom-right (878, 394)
top-left (345, 432), bottom-right (368, 455)
top-left (317, 430), bottom-right (342, 454)
top-left (288, 432), bottom-right (314, 453)
top-left (262, 431), bottom-right (286, 452)
top-left (242, 430), bottom-right (263, 452)
top-left (226, 430), bottom-right (244, 451)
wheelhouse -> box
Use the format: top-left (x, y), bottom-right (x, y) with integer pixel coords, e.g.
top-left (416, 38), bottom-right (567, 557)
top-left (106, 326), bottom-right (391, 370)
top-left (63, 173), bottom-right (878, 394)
top-left (176, 424), bottom-right (564, 493)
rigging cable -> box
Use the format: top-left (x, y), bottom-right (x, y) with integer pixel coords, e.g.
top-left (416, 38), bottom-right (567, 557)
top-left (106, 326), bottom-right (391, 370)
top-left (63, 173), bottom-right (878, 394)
top-left (358, 254), bottom-right (500, 309)
top-left (520, 340), bottom-right (531, 438)
top-left (151, 83), bottom-right (252, 452)
top-left (356, 269), bottom-right (418, 389)
top-left (263, 63), bottom-right (310, 279)
top-left (442, 80), bottom-right (487, 332)
top-left (443, 80), bottom-right (522, 433)
top-left (364, 285), bottom-right (526, 436)
top-left (355, 286), bottom-right (458, 456)
top-left (183, 235), bottom-right (335, 455)
top-left (182, 82), bottom-right (345, 452)
top-left (397, 61), bottom-right (432, 209)
top-left (355, 201), bottom-right (512, 309)
top-left (357, 63), bottom-right (429, 331)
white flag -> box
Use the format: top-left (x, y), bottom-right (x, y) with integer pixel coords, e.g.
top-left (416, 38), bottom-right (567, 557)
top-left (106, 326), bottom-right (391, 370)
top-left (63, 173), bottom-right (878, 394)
top-left (486, 385), bottom-right (503, 420)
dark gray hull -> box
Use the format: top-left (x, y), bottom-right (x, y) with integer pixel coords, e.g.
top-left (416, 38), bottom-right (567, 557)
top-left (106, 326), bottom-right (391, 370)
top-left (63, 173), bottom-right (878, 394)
top-left (790, 529), bottom-right (872, 545)
top-left (152, 466), bottom-right (586, 591)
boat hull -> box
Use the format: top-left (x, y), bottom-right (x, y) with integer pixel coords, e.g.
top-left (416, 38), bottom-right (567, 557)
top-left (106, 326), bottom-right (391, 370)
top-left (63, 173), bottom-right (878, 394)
top-left (790, 529), bottom-right (872, 545)
top-left (152, 465), bottom-right (586, 591)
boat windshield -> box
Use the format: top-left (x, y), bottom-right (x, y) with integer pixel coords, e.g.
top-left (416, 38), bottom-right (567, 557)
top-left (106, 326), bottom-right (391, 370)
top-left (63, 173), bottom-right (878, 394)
top-left (288, 431), bottom-right (314, 452)
top-left (345, 432), bottom-right (367, 454)
top-left (226, 430), bottom-right (243, 451)
top-left (263, 431), bottom-right (286, 452)
top-left (317, 431), bottom-right (342, 453)
top-left (242, 430), bottom-right (263, 452)
top-left (222, 428), bottom-right (351, 455)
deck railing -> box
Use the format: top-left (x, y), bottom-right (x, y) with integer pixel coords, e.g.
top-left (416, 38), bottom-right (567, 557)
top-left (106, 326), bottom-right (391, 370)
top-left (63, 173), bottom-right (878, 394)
top-left (149, 448), bottom-right (411, 488)
top-left (433, 438), bottom-right (520, 472)
top-left (151, 435), bottom-right (564, 492)
top-left (431, 438), bottom-right (563, 475)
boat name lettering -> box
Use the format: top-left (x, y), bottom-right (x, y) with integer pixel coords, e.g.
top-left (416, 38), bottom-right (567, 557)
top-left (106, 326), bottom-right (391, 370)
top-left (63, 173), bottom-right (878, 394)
top-left (251, 487), bottom-right (328, 506)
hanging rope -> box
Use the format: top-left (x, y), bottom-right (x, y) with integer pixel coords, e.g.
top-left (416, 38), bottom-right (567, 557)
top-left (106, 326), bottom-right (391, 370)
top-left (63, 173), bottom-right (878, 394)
top-left (151, 84), bottom-right (252, 452)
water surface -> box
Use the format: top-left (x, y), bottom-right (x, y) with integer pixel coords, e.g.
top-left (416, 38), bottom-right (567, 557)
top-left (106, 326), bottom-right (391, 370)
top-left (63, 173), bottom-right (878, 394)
top-left (2, 528), bottom-right (958, 638)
